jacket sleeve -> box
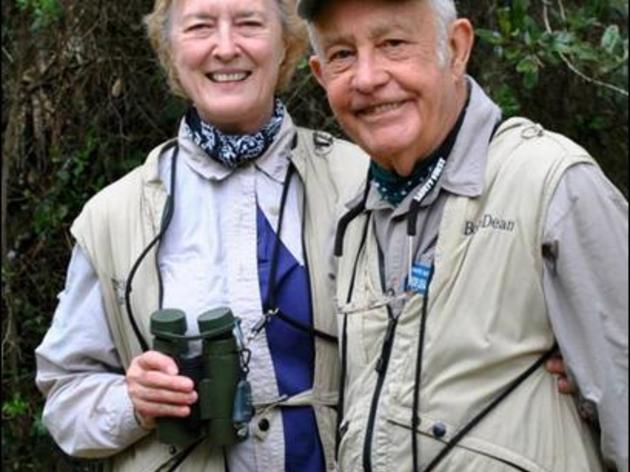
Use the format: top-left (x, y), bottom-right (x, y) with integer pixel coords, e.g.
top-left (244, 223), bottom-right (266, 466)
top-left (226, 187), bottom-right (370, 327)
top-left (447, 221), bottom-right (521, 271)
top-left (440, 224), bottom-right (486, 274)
top-left (542, 162), bottom-right (628, 472)
top-left (35, 246), bottom-right (149, 458)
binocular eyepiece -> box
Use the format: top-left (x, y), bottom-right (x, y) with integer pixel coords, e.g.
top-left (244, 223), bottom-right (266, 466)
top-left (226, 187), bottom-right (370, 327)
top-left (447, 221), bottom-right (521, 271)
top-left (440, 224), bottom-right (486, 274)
top-left (150, 307), bottom-right (253, 448)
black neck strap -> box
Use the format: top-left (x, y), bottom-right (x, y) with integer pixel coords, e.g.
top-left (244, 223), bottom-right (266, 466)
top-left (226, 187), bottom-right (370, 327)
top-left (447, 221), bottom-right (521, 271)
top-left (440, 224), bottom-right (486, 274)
top-left (265, 162), bottom-right (295, 311)
top-left (334, 169), bottom-right (372, 257)
top-left (125, 140), bottom-right (179, 353)
top-left (263, 141), bottom-right (339, 344)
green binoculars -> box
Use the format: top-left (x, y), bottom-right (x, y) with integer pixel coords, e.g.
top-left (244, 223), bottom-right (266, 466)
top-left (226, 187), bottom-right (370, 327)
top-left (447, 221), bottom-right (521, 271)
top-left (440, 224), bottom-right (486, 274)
top-left (150, 307), bottom-right (253, 448)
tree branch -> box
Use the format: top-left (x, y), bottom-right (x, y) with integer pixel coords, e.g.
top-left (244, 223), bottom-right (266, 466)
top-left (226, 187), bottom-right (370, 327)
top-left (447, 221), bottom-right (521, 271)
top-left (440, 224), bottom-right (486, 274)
top-left (542, 0), bottom-right (628, 97)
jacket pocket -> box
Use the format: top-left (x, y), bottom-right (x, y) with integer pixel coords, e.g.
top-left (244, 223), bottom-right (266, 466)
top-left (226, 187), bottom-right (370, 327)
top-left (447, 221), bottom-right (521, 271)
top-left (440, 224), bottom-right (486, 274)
top-left (336, 304), bottom-right (389, 370)
top-left (384, 409), bottom-right (549, 472)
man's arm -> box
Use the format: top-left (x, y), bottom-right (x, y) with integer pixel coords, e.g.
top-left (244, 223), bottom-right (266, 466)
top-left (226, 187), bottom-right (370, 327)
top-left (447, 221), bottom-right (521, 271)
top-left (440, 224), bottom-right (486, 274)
top-left (542, 162), bottom-right (628, 472)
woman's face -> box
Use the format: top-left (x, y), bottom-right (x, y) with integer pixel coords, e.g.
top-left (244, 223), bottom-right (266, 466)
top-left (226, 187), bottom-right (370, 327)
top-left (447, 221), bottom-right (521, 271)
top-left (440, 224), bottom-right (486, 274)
top-left (170, 0), bottom-right (286, 133)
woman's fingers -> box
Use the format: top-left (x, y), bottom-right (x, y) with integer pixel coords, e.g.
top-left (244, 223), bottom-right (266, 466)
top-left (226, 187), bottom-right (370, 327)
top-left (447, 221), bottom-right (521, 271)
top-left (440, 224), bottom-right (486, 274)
top-left (126, 350), bottom-right (198, 426)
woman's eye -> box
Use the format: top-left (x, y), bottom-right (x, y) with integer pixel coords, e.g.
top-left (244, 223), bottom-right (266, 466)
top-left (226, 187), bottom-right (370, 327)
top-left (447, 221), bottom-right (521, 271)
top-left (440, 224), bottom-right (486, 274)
top-left (186, 23), bottom-right (211, 32)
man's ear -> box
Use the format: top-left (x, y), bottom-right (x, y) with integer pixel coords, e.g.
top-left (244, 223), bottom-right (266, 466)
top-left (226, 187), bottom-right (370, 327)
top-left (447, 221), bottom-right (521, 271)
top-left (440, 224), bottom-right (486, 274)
top-left (279, 43), bottom-right (287, 65)
top-left (309, 54), bottom-right (326, 89)
top-left (448, 18), bottom-right (474, 78)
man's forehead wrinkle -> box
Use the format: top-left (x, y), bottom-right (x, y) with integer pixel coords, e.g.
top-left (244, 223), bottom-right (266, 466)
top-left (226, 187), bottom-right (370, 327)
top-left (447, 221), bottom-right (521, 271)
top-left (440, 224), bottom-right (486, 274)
top-left (317, 27), bottom-right (359, 53)
top-left (318, 16), bottom-right (410, 48)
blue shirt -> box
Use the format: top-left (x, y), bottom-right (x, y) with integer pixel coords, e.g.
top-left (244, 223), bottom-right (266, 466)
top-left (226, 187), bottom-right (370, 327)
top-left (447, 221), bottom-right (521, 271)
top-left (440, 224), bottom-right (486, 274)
top-left (257, 205), bottom-right (325, 472)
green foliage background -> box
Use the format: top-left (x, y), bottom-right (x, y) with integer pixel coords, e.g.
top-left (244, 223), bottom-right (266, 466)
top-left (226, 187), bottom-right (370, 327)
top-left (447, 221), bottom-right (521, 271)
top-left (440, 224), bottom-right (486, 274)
top-left (1, 0), bottom-right (627, 470)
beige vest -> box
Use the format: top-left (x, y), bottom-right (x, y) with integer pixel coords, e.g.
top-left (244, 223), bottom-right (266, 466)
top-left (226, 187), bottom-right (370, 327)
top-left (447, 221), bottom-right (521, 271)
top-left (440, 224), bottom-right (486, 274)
top-left (335, 118), bottom-right (605, 472)
top-left (70, 128), bottom-right (368, 472)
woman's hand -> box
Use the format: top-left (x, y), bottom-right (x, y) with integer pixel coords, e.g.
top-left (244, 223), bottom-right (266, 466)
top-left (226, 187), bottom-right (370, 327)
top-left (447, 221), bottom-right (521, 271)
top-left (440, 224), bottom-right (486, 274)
top-left (126, 351), bottom-right (198, 430)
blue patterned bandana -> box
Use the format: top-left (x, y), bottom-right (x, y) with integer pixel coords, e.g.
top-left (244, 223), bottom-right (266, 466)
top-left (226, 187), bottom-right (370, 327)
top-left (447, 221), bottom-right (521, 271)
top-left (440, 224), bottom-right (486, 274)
top-left (184, 99), bottom-right (285, 169)
top-left (370, 155), bottom-right (440, 206)
top-left (370, 88), bottom-right (471, 207)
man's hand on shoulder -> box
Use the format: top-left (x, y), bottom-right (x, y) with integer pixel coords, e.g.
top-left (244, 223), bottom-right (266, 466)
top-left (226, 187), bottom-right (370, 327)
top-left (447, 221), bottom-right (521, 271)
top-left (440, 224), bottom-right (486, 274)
top-left (545, 353), bottom-right (577, 395)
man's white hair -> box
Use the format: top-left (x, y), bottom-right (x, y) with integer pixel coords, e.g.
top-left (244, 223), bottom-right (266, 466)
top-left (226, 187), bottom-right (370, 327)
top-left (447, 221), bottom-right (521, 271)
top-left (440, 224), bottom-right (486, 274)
top-left (307, 0), bottom-right (457, 67)
top-left (429, 0), bottom-right (457, 66)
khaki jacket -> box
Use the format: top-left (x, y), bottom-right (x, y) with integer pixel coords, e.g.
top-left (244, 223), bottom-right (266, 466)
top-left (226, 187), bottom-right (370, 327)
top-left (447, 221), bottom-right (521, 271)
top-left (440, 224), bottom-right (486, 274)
top-left (70, 127), bottom-right (368, 472)
top-left (335, 118), bottom-right (605, 472)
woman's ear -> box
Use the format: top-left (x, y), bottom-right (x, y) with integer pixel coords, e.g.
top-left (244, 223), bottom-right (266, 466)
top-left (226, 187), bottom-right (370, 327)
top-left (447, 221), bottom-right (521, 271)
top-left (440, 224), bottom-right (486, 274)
top-left (448, 18), bottom-right (474, 78)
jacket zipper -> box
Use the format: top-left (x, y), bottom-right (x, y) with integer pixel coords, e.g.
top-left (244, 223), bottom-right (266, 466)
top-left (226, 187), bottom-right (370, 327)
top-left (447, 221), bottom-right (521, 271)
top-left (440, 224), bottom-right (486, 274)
top-left (363, 310), bottom-right (398, 472)
top-left (363, 237), bottom-right (398, 472)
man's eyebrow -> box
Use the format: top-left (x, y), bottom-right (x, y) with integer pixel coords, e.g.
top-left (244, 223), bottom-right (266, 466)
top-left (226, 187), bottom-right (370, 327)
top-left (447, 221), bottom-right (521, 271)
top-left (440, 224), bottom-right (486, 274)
top-left (235, 10), bottom-right (266, 18)
top-left (369, 23), bottom-right (392, 39)
top-left (319, 32), bottom-right (351, 49)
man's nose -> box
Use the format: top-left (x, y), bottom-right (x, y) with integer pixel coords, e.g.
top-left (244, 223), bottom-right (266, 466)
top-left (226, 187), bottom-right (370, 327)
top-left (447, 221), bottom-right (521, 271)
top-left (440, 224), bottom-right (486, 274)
top-left (352, 52), bottom-right (388, 93)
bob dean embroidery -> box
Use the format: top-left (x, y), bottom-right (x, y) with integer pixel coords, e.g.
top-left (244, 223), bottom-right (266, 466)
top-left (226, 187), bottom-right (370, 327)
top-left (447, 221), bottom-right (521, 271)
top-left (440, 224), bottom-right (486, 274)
top-left (464, 214), bottom-right (516, 236)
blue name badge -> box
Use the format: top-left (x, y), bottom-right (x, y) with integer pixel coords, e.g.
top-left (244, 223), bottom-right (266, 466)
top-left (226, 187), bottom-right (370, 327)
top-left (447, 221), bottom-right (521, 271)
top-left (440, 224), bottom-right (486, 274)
top-left (406, 263), bottom-right (433, 295)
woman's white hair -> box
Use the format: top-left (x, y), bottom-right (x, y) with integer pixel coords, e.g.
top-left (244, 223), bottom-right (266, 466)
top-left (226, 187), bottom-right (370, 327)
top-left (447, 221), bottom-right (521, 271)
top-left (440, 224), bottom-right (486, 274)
top-left (307, 0), bottom-right (457, 67)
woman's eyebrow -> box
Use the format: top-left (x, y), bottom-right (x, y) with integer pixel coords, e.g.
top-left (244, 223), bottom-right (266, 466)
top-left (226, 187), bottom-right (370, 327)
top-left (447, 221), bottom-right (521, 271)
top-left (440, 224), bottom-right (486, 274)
top-left (180, 12), bottom-right (215, 22)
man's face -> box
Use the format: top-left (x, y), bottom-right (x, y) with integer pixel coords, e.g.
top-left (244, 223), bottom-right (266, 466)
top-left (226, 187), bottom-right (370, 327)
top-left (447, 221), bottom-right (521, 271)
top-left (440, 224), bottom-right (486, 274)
top-left (310, 0), bottom-right (468, 176)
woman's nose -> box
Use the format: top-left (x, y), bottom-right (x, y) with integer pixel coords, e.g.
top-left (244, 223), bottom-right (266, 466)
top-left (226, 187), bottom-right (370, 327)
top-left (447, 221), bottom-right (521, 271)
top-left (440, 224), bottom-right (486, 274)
top-left (213, 25), bottom-right (239, 61)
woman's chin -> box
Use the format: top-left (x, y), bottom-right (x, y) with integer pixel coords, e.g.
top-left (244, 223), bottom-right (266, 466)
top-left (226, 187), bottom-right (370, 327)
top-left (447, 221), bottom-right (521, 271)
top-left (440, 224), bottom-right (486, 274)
top-left (197, 102), bottom-right (272, 134)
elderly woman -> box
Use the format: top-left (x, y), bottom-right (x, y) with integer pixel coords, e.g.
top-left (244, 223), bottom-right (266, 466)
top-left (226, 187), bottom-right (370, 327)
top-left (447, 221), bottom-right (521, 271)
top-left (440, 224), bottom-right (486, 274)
top-left (35, 0), bottom-right (367, 471)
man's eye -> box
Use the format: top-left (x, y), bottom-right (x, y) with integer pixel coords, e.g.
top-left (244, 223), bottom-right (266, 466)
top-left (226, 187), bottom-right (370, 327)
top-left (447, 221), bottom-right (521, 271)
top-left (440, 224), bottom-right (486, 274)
top-left (383, 39), bottom-right (405, 48)
top-left (238, 20), bottom-right (264, 28)
top-left (328, 49), bottom-right (354, 62)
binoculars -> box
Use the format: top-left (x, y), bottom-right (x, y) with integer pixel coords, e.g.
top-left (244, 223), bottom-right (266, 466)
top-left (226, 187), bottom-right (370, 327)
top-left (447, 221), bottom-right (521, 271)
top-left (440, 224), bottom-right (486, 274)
top-left (150, 307), bottom-right (253, 448)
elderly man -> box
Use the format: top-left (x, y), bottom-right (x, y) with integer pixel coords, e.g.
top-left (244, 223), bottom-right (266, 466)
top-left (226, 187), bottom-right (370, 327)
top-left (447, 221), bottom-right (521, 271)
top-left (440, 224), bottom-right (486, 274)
top-left (298, 0), bottom-right (628, 471)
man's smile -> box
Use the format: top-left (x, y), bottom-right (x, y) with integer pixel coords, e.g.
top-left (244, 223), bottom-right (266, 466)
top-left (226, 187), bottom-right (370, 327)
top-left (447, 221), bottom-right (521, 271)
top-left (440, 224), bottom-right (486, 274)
top-left (356, 100), bottom-right (408, 120)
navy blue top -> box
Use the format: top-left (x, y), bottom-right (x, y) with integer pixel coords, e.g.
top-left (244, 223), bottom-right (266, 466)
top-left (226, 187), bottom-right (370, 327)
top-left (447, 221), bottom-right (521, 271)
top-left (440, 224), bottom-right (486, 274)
top-left (256, 206), bottom-right (325, 472)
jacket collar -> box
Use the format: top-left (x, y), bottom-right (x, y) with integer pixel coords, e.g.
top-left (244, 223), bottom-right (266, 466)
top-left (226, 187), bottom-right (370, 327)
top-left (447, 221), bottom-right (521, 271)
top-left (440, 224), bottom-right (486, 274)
top-left (440, 76), bottom-right (502, 197)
